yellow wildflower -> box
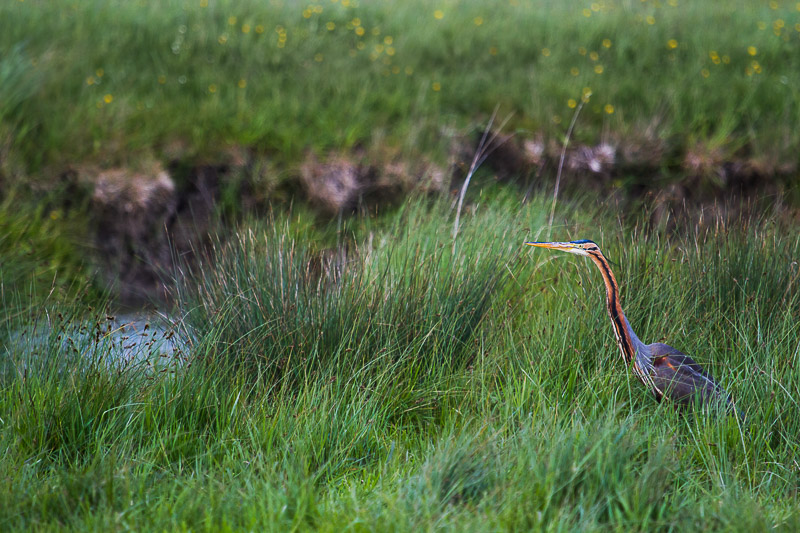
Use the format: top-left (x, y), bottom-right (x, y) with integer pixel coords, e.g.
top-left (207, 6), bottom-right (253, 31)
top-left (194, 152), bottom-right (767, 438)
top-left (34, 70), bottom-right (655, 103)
top-left (747, 46), bottom-right (757, 56)
top-left (434, 10), bottom-right (444, 19)
top-left (567, 98), bottom-right (577, 109)
top-left (604, 104), bottom-right (614, 114)
top-left (103, 94), bottom-right (113, 103)
top-left (667, 39), bottom-right (678, 49)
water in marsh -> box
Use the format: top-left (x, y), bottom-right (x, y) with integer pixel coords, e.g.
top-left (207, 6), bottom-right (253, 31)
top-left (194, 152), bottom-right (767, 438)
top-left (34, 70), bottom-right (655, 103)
top-left (106, 312), bottom-right (188, 363)
top-left (3, 311), bottom-right (191, 369)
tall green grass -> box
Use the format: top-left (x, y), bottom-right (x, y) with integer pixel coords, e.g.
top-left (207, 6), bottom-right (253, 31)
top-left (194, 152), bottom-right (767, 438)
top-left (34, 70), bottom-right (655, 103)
top-left (1, 193), bottom-right (799, 530)
top-left (180, 199), bottom-right (518, 386)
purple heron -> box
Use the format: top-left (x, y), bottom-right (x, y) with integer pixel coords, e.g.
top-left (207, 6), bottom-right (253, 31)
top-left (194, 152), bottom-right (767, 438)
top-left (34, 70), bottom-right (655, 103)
top-left (526, 239), bottom-right (736, 411)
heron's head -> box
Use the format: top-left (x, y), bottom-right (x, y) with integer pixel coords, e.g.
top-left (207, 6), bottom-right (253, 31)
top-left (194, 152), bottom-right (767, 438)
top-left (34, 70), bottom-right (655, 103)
top-left (524, 239), bottom-right (600, 257)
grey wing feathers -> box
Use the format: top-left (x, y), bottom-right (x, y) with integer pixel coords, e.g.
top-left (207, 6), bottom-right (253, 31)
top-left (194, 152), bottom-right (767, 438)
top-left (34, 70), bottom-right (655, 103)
top-left (647, 343), bottom-right (737, 412)
top-left (647, 342), bottom-right (715, 380)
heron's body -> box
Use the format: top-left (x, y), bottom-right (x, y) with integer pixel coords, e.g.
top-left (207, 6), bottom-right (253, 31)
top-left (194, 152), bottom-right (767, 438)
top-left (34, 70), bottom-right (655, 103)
top-left (526, 239), bottom-right (733, 409)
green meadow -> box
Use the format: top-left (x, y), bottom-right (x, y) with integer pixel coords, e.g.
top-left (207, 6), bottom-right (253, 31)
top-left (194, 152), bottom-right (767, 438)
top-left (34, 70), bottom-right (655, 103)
top-left (1, 0), bottom-right (799, 174)
top-left (2, 0), bottom-right (800, 530)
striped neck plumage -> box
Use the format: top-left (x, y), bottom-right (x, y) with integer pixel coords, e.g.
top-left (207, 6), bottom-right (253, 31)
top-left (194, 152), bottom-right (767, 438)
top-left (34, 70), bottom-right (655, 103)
top-left (586, 250), bottom-right (642, 364)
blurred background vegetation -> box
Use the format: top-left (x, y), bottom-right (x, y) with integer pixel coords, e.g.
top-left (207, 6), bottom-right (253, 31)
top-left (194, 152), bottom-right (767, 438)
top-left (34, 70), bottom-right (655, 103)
top-left (1, 0), bottom-right (798, 171)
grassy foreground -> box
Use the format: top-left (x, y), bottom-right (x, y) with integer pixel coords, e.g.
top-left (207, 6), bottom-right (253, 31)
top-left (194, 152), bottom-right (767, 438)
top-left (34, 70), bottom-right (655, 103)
top-left (2, 192), bottom-right (799, 530)
top-left (1, 0), bottom-right (799, 174)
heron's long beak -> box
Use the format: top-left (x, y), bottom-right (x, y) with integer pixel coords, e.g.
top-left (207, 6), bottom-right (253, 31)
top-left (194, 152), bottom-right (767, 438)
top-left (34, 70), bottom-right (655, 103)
top-left (525, 241), bottom-right (591, 256)
top-left (525, 241), bottom-right (575, 251)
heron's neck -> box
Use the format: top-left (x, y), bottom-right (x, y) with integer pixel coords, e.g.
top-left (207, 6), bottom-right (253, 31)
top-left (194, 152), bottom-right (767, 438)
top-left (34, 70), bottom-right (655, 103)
top-left (588, 252), bottom-right (643, 363)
